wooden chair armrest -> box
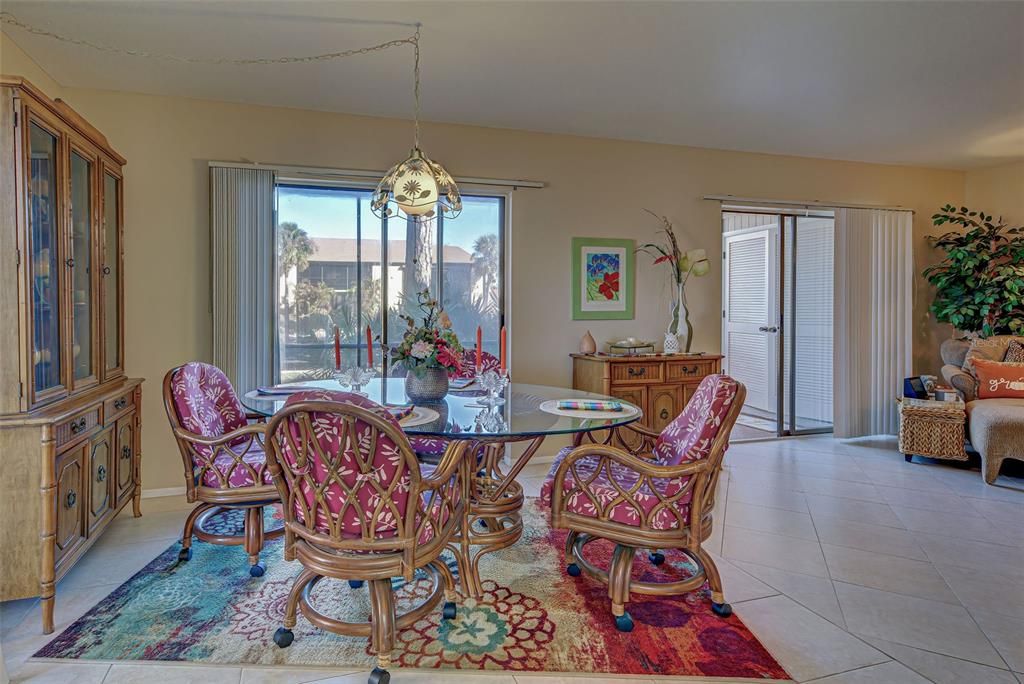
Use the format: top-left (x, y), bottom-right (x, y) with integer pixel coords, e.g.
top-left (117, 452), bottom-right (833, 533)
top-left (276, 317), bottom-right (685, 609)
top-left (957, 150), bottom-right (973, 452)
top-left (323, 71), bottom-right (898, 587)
top-left (173, 422), bottom-right (266, 447)
top-left (419, 441), bottom-right (468, 491)
top-left (621, 422), bottom-right (661, 439)
top-left (555, 443), bottom-right (707, 482)
top-left (246, 411), bottom-right (267, 423)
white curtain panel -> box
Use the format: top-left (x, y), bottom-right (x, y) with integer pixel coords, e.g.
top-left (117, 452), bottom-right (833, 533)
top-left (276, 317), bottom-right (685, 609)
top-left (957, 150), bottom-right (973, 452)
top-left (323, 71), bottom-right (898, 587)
top-left (210, 166), bottom-right (277, 392)
top-left (833, 208), bottom-right (913, 437)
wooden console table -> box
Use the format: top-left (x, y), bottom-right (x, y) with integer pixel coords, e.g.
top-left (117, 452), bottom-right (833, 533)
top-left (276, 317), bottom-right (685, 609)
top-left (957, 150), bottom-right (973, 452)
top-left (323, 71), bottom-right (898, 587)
top-left (571, 354), bottom-right (724, 432)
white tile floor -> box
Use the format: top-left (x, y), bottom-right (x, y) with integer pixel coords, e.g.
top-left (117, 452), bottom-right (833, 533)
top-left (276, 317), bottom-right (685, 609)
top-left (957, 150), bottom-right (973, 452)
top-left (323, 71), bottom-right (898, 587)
top-left (2, 435), bottom-right (1022, 684)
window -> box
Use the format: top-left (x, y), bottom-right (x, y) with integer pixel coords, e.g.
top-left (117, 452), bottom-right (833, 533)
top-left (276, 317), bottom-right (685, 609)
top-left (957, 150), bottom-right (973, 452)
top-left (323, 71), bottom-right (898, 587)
top-left (276, 184), bottom-right (505, 381)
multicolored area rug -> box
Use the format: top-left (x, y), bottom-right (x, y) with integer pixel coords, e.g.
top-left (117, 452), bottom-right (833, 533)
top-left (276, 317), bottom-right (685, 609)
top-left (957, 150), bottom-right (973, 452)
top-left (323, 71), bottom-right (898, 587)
top-left (36, 500), bottom-right (788, 680)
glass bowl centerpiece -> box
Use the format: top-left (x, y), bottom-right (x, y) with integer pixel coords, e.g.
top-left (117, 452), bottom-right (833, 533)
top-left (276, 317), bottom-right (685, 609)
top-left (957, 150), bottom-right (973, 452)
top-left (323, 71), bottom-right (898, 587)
top-left (392, 289), bottom-right (464, 403)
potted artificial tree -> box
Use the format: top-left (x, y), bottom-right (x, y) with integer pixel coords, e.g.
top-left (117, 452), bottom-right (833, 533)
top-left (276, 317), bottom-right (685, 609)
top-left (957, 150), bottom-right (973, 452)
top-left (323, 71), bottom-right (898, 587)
top-left (924, 205), bottom-right (1024, 363)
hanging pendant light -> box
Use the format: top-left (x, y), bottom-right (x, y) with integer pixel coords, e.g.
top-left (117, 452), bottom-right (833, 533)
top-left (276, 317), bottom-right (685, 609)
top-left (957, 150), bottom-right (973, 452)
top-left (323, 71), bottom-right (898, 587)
top-left (372, 25), bottom-right (461, 220)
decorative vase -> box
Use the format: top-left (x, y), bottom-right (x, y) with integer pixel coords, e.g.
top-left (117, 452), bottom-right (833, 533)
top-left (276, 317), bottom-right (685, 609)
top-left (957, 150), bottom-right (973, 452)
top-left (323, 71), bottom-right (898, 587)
top-left (579, 330), bottom-right (597, 354)
top-left (405, 366), bottom-right (449, 403)
top-left (667, 282), bottom-right (695, 354)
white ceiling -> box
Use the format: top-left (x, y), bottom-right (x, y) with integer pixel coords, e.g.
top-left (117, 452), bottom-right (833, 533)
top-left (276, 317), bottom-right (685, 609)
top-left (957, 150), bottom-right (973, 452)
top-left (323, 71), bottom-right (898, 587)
top-left (3, 1), bottom-right (1022, 169)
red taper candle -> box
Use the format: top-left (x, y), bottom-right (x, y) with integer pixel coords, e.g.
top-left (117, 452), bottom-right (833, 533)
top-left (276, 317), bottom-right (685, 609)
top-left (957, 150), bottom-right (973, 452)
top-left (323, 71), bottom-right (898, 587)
top-left (476, 326), bottom-right (483, 369)
top-left (334, 326), bottom-right (341, 370)
top-left (366, 325), bottom-right (373, 366)
top-left (499, 325), bottom-right (507, 374)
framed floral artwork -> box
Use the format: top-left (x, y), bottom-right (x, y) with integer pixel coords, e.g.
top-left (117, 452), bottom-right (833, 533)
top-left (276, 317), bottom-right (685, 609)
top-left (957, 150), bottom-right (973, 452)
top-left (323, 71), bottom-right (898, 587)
top-left (571, 237), bottom-right (635, 320)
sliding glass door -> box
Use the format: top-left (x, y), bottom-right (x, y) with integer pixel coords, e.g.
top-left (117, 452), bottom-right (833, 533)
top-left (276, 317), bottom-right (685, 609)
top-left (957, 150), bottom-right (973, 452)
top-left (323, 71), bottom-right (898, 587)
top-left (275, 184), bottom-right (505, 382)
top-left (722, 210), bottom-right (834, 438)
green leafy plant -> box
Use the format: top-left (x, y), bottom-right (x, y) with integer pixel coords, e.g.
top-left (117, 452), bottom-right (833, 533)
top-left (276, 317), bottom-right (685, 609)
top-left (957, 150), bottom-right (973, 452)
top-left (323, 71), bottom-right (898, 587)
top-left (923, 205), bottom-right (1024, 336)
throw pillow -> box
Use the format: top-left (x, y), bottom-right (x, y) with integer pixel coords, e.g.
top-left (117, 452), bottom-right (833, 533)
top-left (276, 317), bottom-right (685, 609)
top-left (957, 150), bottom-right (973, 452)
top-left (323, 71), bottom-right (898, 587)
top-left (1004, 340), bottom-right (1024, 363)
top-left (962, 335), bottom-right (1022, 378)
top-left (973, 358), bottom-right (1024, 399)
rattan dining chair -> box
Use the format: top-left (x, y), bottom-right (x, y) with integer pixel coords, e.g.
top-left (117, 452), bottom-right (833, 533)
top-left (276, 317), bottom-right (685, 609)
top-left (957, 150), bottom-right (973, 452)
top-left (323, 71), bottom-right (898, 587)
top-left (542, 374), bottom-right (745, 631)
top-left (265, 389), bottom-right (466, 684)
top-left (163, 362), bottom-right (283, 577)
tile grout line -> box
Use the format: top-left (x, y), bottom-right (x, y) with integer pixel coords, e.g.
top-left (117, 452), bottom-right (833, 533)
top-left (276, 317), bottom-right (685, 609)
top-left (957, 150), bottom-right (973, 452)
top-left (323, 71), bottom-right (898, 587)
top-left (865, 633), bottom-right (1017, 675)
top-left (800, 659), bottom-right (896, 683)
top-left (804, 495), bottom-right (848, 631)
top-left (959, 601), bottom-right (1017, 674)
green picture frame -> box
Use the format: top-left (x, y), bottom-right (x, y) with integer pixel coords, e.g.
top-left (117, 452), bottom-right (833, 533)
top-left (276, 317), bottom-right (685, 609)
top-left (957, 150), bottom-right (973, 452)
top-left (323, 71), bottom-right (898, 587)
top-left (571, 237), bottom-right (635, 320)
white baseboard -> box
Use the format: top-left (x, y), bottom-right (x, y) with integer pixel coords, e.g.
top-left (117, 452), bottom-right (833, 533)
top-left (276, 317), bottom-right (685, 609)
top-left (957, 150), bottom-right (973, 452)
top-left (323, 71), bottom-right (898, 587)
top-left (141, 486), bottom-right (187, 499)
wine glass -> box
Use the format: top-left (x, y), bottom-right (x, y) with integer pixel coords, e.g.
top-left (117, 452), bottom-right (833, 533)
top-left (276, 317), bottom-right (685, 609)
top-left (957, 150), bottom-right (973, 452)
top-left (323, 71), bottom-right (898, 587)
top-left (351, 367), bottom-right (376, 396)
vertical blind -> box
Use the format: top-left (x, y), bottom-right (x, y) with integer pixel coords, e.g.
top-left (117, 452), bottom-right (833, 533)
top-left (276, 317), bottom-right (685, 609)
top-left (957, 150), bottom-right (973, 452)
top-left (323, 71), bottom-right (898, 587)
top-left (833, 208), bottom-right (913, 437)
top-left (211, 167), bottom-right (277, 391)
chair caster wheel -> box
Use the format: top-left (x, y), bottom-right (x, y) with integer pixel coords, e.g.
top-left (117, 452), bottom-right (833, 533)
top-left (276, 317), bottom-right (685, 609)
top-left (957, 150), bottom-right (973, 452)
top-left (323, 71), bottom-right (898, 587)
top-left (648, 551), bottom-right (666, 566)
top-left (178, 547), bottom-right (192, 562)
top-left (249, 563), bottom-right (265, 578)
top-left (566, 563), bottom-right (581, 577)
top-left (348, 579), bottom-right (365, 589)
top-left (273, 627), bottom-right (294, 648)
top-left (712, 602), bottom-right (733, 617)
top-left (368, 667), bottom-right (390, 684)
top-left (614, 612), bottom-right (634, 632)
top-left (442, 601), bottom-right (457, 620)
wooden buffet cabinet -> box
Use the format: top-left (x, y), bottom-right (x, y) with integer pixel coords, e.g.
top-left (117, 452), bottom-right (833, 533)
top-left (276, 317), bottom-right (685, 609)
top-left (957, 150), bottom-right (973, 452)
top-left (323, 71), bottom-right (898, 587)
top-left (0, 77), bottom-right (142, 633)
top-left (571, 354), bottom-right (724, 432)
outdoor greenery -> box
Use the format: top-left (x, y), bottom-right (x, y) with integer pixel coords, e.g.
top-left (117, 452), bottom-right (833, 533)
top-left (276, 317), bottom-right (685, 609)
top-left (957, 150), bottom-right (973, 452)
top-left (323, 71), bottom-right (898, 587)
top-left (924, 204), bottom-right (1024, 336)
top-left (277, 211), bottom-right (499, 381)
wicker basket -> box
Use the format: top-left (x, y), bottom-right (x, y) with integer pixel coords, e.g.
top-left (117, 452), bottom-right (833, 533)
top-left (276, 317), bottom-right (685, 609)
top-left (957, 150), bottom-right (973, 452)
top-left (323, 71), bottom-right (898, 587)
top-left (898, 398), bottom-right (967, 461)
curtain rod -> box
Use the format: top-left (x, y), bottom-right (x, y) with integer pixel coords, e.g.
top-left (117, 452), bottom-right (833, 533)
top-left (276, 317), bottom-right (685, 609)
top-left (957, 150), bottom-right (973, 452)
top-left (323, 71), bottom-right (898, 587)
top-left (703, 194), bottom-right (914, 214)
top-left (209, 160), bottom-right (545, 190)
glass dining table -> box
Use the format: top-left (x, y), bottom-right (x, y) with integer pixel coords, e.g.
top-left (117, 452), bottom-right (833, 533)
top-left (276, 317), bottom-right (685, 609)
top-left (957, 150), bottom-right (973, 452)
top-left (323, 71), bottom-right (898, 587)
top-left (242, 377), bottom-right (642, 598)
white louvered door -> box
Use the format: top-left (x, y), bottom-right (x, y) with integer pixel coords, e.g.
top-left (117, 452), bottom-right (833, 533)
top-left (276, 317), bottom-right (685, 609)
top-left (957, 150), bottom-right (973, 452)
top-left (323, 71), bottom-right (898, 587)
top-left (722, 225), bottom-right (778, 416)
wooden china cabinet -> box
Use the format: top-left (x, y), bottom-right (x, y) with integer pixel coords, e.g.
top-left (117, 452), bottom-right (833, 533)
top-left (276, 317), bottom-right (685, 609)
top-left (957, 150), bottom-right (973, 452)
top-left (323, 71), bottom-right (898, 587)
top-left (0, 77), bottom-right (143, 634)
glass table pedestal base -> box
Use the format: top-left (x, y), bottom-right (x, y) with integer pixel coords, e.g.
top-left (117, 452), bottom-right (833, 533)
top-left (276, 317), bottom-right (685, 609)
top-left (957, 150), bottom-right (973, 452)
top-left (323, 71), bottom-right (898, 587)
top-left (448, 435), bottom-right (545, 599)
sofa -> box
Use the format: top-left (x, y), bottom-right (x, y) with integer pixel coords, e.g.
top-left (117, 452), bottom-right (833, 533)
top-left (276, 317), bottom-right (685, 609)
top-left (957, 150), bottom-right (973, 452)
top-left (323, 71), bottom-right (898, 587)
top-left (941, 336), bottom-right (1024, 484)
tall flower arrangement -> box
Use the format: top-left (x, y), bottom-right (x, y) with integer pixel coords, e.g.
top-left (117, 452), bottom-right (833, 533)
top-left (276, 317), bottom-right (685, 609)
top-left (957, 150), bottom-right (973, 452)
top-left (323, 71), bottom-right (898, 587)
top-left (391, 289), bottom-right (464, 376)
top-left (638, 210), bottom-right (710, 352)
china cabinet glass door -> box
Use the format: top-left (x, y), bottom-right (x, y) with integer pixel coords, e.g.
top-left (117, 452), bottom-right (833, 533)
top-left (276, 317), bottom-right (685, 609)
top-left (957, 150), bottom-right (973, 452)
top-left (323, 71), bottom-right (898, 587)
top-left (102, 170), bottom-right (122, 377)
top-left (28, 121), bottom-right (64, 399)
top-left (69, 149), bottom-right (97, 388)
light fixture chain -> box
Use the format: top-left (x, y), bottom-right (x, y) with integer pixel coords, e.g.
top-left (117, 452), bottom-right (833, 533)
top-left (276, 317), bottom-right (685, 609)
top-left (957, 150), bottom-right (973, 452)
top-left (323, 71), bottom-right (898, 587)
top-left (0, 11), bottom-right (417, 66)
top-left (412, 23), bottom-right (421, 150)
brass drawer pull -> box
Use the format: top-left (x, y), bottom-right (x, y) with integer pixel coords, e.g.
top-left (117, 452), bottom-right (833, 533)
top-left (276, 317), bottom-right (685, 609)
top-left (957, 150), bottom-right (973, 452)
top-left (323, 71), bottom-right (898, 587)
top-left (114, 398), bottom-right (127, 410)
top-left (65, 490), bottom-right (77, 509)
top-left (97, 465), bottom-right (107, 482)
top-left (69, 417), bottom-right (87, 434)
top-left (660, 408), bottom-right (670, 420)
top-left (102, 265), bottom-right (111, 275)
top-left (121, 445), bottom-right (131, 460)
top-left (682, 365), bottom-right (699, 376)
top-left (627, 367), bottom-right (647, 377)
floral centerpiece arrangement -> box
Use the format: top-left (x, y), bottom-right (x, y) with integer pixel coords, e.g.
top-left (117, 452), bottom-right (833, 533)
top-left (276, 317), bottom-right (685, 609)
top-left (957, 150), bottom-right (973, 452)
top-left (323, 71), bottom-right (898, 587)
top-left (638, 210), bottom-right (710, 353)
top-left (392, 289), bottom-right (463, 401)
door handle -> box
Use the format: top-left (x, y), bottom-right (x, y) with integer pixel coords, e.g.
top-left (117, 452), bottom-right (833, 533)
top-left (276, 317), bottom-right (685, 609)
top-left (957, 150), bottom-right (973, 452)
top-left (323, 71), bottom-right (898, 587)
top-left (758, 326), bottom-right (779, 333)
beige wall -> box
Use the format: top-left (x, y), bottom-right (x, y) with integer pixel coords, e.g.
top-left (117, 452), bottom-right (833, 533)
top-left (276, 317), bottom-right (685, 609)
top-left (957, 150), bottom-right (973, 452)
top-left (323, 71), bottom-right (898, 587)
top-left (965, 161), bottom-right (1024, 224)
top-left (3, 36), bottom-right (967, 494)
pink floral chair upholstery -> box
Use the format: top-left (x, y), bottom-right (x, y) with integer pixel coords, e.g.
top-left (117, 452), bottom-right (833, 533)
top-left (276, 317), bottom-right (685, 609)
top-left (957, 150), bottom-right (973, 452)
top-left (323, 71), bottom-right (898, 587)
top-left (409, 348), bottom-right (501, 461)
top-left (542, 374), bottom-right (745, 632)
top-left (265, 389), bottom-right (466, 684)
top-left (163, 362), bottom-right (283, 577)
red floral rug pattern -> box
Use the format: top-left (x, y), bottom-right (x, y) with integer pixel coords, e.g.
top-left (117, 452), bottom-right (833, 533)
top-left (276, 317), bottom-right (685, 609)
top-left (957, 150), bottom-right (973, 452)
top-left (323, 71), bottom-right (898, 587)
top-left (36, 500), bottom-right (789, 680)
